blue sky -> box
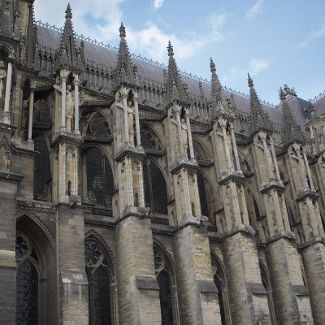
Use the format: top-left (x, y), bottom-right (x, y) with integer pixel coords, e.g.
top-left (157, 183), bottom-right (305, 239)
top-left (34, 0), bottom-right (325, 104)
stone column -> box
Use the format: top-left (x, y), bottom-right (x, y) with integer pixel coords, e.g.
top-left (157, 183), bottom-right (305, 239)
top-left (252, 134), bottom-right (313, 324)
top-left (270, 140), bottom-right (281, 181)
top-left (122, 90), bottom-right (129, 144)
top-left (27, 82), bottom-right (36, 142)
top-left (302, 149), bottom-right (315, 190)
top-left (230, 127), bottom-right (240, 171)
top-left (211, 122), bottom-right (270, 324)
top-left (3, 60), bottom-right (13, 124)
top-left (134, 93), bottom-right (141, 147)
top-left (185, 109), bottom-right (194, 159)
top-left (73, 74), bottom-right (80, 135)
top-left (60, 70), bottom-right (67, 132)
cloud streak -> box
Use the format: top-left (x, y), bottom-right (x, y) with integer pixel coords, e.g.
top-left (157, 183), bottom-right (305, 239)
top-left (154, 0), bottom-right (164, 10)
top-left (296, 23), bottom-right (325, 49)
top-left (222, 58), bottom-right (269, 83)
top-left (246, 0), bottom-right (264, 21)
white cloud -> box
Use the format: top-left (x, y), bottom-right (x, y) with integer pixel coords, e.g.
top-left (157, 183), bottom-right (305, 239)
top-left (249, 58), bottom-right (269, 74)
top-left (154, 0), bottom-right (164, 10)
top-left (246, 0), bottom-right (264, 21)
top-left (34, 1), bottom-right (225, 63)
top-left (222, 58), bottom-right (269, 83)
top-left (296, 23), bottom-right (325, 49)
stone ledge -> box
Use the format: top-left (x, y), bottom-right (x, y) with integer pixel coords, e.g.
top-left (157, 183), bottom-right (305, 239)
top-left (197, 280), bottom-right (218, 294)
top-left (136, 276), bottom-right (159, 291)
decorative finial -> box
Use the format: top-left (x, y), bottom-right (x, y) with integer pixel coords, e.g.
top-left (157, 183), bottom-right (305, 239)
top-left (119, 22), bottom-right (126, 38)
top-left (65, 3), bottom-right (72, 20)
top-left (210, 57), bottom-right (216, 73)
top-left (279, 87), bottom-right (285, 101)
top-left (167, 41), bottom-right (174, 57)
top-left (248, 73), bottom-right (254, 87)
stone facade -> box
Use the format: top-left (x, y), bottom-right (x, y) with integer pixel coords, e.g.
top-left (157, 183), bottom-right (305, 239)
top-left (0, 1), bottom-right (324, 325)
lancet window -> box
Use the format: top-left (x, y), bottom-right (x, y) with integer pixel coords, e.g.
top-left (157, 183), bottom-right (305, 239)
top-left (154, 245), bottom-right (177, 325)
top-left (33, 135), bottom-right (51, 200)
top-left (85, 237), bottom-right (114, 325)
top-left (143, 159), bottom-right (168, 214)
top-left (16, 233), bottom-right (40, 325)
top-left (85, 148), bottom-right (114, 206)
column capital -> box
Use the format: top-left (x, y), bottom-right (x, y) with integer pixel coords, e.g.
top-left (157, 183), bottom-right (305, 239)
top-left (60, 69), bottom-right (69, 81)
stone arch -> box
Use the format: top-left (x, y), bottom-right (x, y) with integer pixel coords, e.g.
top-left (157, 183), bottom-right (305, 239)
top-left (193, 137), bottom-right (210, 162)
top-left (16, 214), bottom-right (57, 324)
top-left (211, 253), bottom-right (232, 325)
top-left (140, 123), bottom-right (164, 152)
top-left (153, 241), bottom-right (179, 325)
top-left (85, 111), bottom-right (112, 141)
top-left (243, 183), bottom-right (263, 228)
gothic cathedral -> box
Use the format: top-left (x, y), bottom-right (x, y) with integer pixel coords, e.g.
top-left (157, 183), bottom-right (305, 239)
top-left (0, 1), bottom-right (325, 325)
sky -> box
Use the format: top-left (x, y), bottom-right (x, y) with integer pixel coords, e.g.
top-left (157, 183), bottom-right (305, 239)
top-left (34, 0), bottom-right (325, 105)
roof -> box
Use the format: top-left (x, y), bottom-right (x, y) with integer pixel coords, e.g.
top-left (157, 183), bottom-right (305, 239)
top-left (35, 23), bottom-right (322, 128)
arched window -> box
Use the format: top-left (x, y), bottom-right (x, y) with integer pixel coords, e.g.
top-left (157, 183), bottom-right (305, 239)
top-left (85, 237), bottom-right (114, 325)
top-left (260, 263), bottom-right (277, 325)
top-left (33, 135), bottom-right (51, 200)
top-left (140, 128), bottom-right (162, 152)
top-left (154, 245), bottom-right (177, 325)
top-left (86, 113), bottom-right (111, 142)
top-left (212, 255), bottom-right (231, 325)
top-left (16, 233), bottom-right (39, 325)
top-left (143, 159), bottom-right (168, 214)
top-left (86, 148), bottom-right (114, 205)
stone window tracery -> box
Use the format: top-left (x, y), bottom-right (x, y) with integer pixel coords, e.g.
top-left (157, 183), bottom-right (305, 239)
top-left (154, 245), bottom-right (176, 325)
top-left (85, 237), bottom-right (113, 325)
top-left (16, 233), bottom-right (39, 325)
top-left (86, 113), bottom-right (111, 141)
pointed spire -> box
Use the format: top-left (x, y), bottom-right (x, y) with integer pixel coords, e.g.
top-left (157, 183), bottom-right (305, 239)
top-left (209, 57), bottom-right (231, 119)
top-left (280, 87), bottom-right (305, 147)
top-left (65, 3), bottom-right (72, 19)
top-left (248, 74), bottom-right (273, 135)
top-left (25, 2), bottom-right (37, 67)
top-left (210, 57), bottom-right (223, 103)
top-left (119, 22), bottom-right (126, 38)
top-left (165, 41), bottom-right (188, 107)
top-left (56, 3), bottom-right (84, 71)
top-left (112, 22), bottom-right (138, 91)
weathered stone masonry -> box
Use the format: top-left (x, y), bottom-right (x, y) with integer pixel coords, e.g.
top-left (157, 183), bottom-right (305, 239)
top-left (0, 1), bottom-right (324, 325)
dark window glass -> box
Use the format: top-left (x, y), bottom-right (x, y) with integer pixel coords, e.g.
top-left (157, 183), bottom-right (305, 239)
top-left (197, 172), bottom-right (209, 218)
top-left (157, 270), bottom-right (174, 325)
top-left (214, 274), bottom-right (227, 325)
top-left (143, 159), bottom-right (168, 214)
top-left (33, 136), bottom-right (51, 199)
top-left (86, 148), bottom-right (114, 205)
top-left (16, 260), bottom-right (39, 325)
top-left (87, 114), bottom-right (111, 141)
top-left (88, 267), bottom-right (111, 325)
